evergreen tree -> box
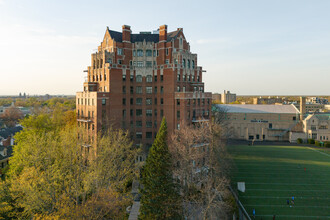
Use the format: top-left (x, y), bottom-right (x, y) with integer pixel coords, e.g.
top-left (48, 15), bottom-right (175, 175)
top-left (139, 118), bottom-right (182, 220)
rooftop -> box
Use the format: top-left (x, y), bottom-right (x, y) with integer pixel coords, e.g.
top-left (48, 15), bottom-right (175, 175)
top-left (107, 28), bottom-right (181, 43)
top-left (215, 104), bottom-right (299, 114)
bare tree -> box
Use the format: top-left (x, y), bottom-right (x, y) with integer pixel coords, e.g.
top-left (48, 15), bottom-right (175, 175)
top-left (169, 122), bottom-right (234, 219)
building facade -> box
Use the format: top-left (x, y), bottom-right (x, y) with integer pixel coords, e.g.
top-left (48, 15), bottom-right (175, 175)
top-left (76, 25), bottom-right (212, 151)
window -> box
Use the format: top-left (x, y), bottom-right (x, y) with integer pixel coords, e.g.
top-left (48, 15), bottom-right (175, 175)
top-left (187, 60), bottom-right (190, 68)
top-left (137, 61), bottom-right (144, 67)
top-left (146, 121), bottom-right (152, 128)
top-left (146, 75), bottom-right (152, 82)
top-left (154, 75), bottom-right (157, 82)
top-left (122, 74), bottom-right (126, 81)
top-left (136, 75), bottom-right (142, 82)
top-left (192, 75), bottom-right (195, 82)
top-left (133, 50), bottom-right (136, 57)
top-left (187, 75), bottom-right (190, 81)
top-left (130, 98), bottom-right (133, 105)
top-left (166, 48), bottom-right (169, 55)
top-left (146, 61), bottom-right (152, 68)
top-left (146, 50), bottom-right (152, 56)
top-left (130, 74), bottom-right (134, 82)
top-left (122, 86), bottom-right (126, 93)
top-left (174, 59), bottom-right (178, 64)
top-left (146, 132), bottom-right (152, 139)
top-left (153, 50), bottom-right (156, 56)
top-left (165, 59), bottom-right (169, 64)
top-left (104, 74), bottom-right (107, 81)
top-left (177, 100), bottom-right (180, 105)
top-left (146, 98), bottom-right (152, 105)
top-left (177, 111), bottom-right (180, 119)
top-left (136, 121), bottom-right (142, 128)
top-left (102, 99), bottom-right (106, 105)
top-left (154, 86), bottom-right (157, 93)
top-left (161, 86), bottom-right (164, 93)
top-left (182, 59), bottom-right (186, 68)
top-left (177, 86), bottom-right (180, 92)
top-left (117, 48), bottom-right (123, 55)
top-left (122, 110), bottom-right (126, 117)
top-left (130, 109), bottom-right (133, 116)
top-left (197, 75), bottom-right (200, 82)
top-left (136, 98), bottom-right (142, 105)
top-left (122, 98), bottom-right (126, 105)
top-left (161, 109), bottom-right (164, 117)
top-left (180, 38), bottom-right (183, 45)
top-left (146, 87), bottom-right (152, 94)
top-left (183, 86), bottom-right (186, 92)
top-left (154, 109), bottom-right (157, 116)
top-left (118, 59), bottom-right (122, 64)
top-left (136, 109), bottom-right (142, 116)
top-left (136, 132), bottom-right (142, 139)
top-left (137, 49), bottom-right (143, 57)
top-left (161, 98), bottom-right (164, 105)
top-left (146, 109), bottom-right (152, 117)
top-left (177, 73), bottom-right (180, 81)
top-left (161, 75), bottom-right (163, 81)
top-left (269, 123), bottom-right (273, 129)
top-left (293, 116), bottom-right (296, 121)
top-left (192, 60), bottom-right (195, 69)
top-left (136, 86), bottom-right (142, 94)
top-left (154, 98), bottom-right (157, 105)
top-left (157, 50), bottom-right (159, 56)
top-left (130, 86), bottom-right (134, 94)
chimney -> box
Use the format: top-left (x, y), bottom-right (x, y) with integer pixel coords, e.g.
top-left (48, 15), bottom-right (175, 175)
top-left (159, 25), bottom-right (167, 42)
top-left (122, 25), bottom-right (131, 42)
top-left (300, 96), bottom-right (306, 121)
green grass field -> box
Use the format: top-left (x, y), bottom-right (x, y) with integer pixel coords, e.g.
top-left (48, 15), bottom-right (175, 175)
top-left (228, 144), bottom-right (330, 219)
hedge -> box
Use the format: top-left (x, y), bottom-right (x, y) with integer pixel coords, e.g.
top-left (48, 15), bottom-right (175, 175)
top-left (308, 139), bottom-right (315, 144)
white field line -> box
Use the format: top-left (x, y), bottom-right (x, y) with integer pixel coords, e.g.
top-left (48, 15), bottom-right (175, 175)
top-left (246, 189), bottom-right (330, 192)
top-left (255, 214), bottom-right (330, 218)
top-left (308, 147), bottom-right (330, 158)
top-left (241, 196), bottom-right (330, 200)
top-left (245, 204), bottom-right (330, 208)
top-left (244, 182), bottom-right (330, 185)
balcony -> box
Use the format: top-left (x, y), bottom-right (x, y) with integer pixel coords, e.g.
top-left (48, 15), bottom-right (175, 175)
top-left (192, 116), bottom-right (210, 123)
top-left (77, 116), bottom-right (93, 123)
top-left (175, 91), bottom-right (212, 100)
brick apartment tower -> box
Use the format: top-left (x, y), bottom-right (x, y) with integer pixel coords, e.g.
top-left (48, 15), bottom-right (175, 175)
top-left (76, 25), bottom-right (212, 156)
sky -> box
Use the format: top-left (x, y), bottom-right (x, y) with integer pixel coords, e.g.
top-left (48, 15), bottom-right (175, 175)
top-left (0, 0), bottom-right (329, 96)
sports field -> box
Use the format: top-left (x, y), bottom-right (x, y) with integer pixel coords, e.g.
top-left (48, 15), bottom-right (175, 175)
top-left (229, 144), bottom-right (330, 219)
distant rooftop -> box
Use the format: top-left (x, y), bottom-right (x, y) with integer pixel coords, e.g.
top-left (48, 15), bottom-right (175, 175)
top-left (216, 104), bottom-right (299, 114)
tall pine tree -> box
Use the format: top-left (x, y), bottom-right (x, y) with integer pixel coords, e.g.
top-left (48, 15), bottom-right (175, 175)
top-left (139, 118), bottom-right (182, 220)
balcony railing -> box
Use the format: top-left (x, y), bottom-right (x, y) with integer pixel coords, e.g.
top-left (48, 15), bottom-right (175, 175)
top-left (77, 116), bottom-right (93, 123)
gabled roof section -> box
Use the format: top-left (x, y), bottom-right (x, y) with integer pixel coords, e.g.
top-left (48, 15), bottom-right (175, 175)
top-left (108, 30), bottom-right (123, 42)
top-left (167, 29), bottom-right (181, 41)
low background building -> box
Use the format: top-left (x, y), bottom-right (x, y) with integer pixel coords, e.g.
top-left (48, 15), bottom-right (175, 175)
top-left (253, 96), bottom-right (284, 105)
top-left (214, 104), bottom-right (300, 141)
top-left (212, 90), bottom-right (236, 104)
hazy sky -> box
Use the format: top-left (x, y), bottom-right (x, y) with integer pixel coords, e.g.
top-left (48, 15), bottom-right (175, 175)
top-left (0, 0), bottom-right (329, 96)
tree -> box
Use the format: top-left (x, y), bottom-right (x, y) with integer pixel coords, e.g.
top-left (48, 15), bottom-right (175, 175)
top-left (169, 122), bottom-right (233, 219)
top-left (1, 110), bottom-right (139, 219)
top-left (139, 118), bottom-right (182, 220)
top-left (0, 106), bottom-right (23, 127)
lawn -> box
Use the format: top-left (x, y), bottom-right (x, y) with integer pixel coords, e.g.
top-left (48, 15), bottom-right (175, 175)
top-left (228, 144), bottom-right (330, 219)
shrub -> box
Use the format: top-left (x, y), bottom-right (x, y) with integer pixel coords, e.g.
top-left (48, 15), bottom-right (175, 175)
top-left (325, 142), bottom-right (330, 148)
top-left (297, 138), bottom-right (303, 144)
top-left (308, 139), bottom-right (315, 144)
top-left (315, 141), bottom-right (321, 147)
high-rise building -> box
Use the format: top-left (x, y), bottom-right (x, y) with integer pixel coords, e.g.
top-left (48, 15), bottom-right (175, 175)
top-left (76, 25), bottom-right (212, 152)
